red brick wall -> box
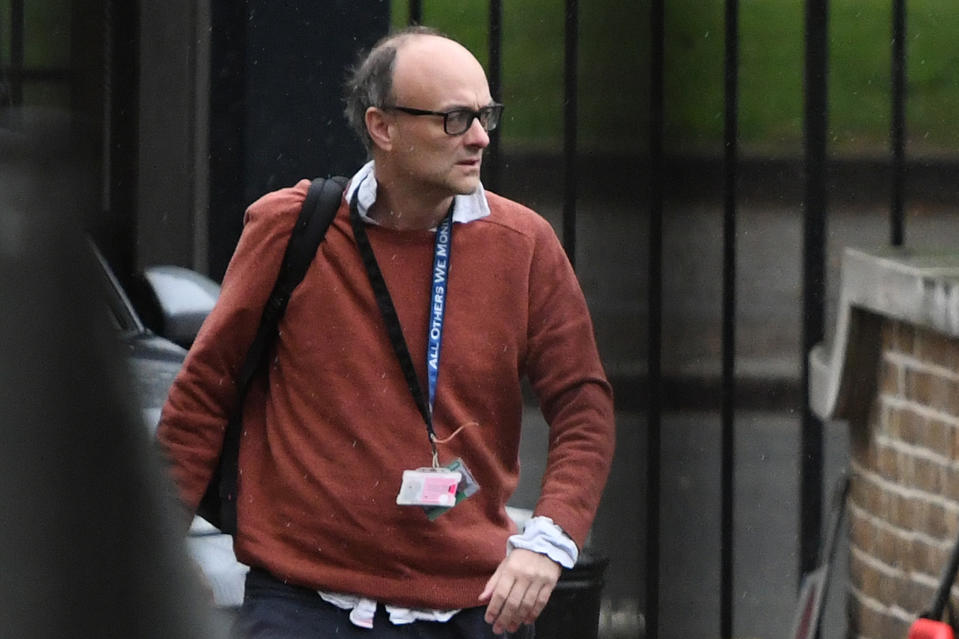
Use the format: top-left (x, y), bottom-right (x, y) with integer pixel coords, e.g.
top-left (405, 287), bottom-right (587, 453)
top-left (848, 319), bottom-right (959, 639)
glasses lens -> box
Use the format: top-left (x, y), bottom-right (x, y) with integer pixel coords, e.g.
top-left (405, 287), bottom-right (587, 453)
top-left (444, 110), bottom-right (472, 135)
top-left (479, 105), bottom-right (503, 132)
top-left (442, 106), bottom-right (504, 135)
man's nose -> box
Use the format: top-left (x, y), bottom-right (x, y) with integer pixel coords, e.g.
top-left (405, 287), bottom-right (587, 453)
top-left (463, 116), bottom-right (490, 148)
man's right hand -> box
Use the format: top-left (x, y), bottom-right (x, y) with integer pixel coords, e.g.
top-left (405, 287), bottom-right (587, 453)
top-left (478, 548), bottom-right (561, 634)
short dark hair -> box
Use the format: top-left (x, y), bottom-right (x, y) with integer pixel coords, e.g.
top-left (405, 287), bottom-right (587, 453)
top-left (343, 26), bottom-right (447, 152)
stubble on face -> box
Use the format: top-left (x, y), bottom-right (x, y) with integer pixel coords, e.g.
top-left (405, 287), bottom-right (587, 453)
top-left (388, 36), bottom-right (493, 198)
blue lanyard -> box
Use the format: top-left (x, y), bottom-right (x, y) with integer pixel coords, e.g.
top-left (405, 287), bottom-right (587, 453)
top-left (426, 215), bottom-right (452, 417)
top-left (349, 194), bottom-right (454, 457)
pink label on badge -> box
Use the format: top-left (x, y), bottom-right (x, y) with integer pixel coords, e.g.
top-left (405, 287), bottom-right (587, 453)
top-left (421, 475), bottom-right (459, 503)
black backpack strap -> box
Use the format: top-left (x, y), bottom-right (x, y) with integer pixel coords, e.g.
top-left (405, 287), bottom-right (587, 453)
top-left (235, 176), bottom-right (347, 391)
top-left (207, 176), bottom-right (346, 535)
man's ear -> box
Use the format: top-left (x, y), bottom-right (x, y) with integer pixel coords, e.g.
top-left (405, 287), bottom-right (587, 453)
top-left (365, 107), bottom-right (393, 152)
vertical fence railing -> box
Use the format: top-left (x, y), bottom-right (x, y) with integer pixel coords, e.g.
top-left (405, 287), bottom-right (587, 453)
top-left (647, 0), bottom-right (665, 637)
top-left (397, 0), bottom-right (924, 634)
top-left (0, 3), bottom-right (5, 105)
top-left (801, 0), bottom-right (829, 581)
top-left (486, 0), bottom-right (502, 192)
top-left (562, 0), bottom-right (578, 266)
top-left (408, 0), bottom-right (422, 26)
top-left (721, 0), bottom-right (739, 635)
top-left (10, 0), bottom-right (24, 105)
top-left (891, 0), bottom-right (906, 246)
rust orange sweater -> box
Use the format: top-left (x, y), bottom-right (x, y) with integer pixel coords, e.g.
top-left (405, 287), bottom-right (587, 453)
top-left (157, 179), bottom-right (615, 610)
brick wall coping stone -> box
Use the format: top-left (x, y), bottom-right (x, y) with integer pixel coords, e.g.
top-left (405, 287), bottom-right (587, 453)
top-left (809, 246), bottom-right (959, 421)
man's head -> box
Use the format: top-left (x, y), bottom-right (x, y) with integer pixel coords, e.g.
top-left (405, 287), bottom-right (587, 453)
top-left (344, 28), bottom-right (501, 198)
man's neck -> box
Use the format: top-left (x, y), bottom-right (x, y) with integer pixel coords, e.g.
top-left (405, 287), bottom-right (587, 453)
top-left (369, 178), bottom-right (453, 231)
top-left (368, 202), bottom-right (452, 231)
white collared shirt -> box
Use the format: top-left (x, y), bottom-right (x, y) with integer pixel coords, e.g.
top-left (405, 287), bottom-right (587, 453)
top-left (345, 160), bottom-right (492, 226)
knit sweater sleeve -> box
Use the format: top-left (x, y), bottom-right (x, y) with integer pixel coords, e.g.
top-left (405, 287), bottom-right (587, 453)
top-left (524, 218), bottom-right (616, 550)
top-left (155, 180), bottom-right (311, 512)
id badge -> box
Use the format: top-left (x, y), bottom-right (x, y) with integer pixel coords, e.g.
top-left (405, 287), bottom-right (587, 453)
top-left (395, 469), bottom-right (462, 507)
top-left (424, 458), bottom-right (481, 520)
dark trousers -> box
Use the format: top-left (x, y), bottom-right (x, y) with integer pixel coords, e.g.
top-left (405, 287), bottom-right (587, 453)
top-left (233, 568), bottom-right (534, 639)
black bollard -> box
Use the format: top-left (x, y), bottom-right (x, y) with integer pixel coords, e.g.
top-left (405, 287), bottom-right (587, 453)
top-left (536, 548), bottom-right (610, 639)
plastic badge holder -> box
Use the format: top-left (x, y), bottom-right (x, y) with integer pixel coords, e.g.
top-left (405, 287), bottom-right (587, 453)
top-left (908, 619), bottom-right (955, 639)
top-left (396, 470), bottom-right (461, 508)
top-left (424, 457), bottom-right (480, 520)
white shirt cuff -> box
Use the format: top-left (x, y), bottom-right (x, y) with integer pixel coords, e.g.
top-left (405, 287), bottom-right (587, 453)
top-left (506, 515), bottom-right (578, 569)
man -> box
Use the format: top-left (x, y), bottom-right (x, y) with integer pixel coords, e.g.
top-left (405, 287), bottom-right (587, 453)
top-left (157, 26), bottom-right (615, 638)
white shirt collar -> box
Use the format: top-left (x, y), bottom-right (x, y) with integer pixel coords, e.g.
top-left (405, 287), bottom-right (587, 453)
top-left (344, 160), bottom-right (490, 226)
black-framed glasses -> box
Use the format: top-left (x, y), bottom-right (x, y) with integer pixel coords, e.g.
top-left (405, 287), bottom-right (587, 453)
top-left (383, 103), bottom-right (504, 136)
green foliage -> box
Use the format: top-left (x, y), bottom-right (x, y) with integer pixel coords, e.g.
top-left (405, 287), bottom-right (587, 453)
top-left (391, 0), bottom-right (959, 155)
top-left (740, 0), bottom-right (804, 152)
top-left (826, 0), bottom-right (959, 154)
top-left (579, 2), bottom-right (646, 153)
top-left (12, 1), bottom-right (959, 153)
top-left (666, 0), bottom-right (959, 154)
top-left (390, 0), bottom-right (644, 153)
top-left (2, 0), bottom-right (72, 106)
top-left (662, 0), bottom-right (724, 153)
top-left (900, 1), bottom-right (959, 153)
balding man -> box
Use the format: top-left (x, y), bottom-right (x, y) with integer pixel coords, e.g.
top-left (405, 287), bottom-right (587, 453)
top-left (157, 26), bottom-right (615, 638)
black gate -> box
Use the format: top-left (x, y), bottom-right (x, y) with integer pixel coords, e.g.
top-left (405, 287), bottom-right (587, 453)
top-left (402, 2), bottom-right (916, 638)
top-left (1, 0), bottom-right (921, 636)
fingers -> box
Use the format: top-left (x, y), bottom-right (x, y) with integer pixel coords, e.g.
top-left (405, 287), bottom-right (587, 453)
top-left (525, 578), bottom-right (553, 624)
top-left (478, 564), bottom-right (503, 604)
top-left (481, 550), bottom-right (561, 634)
top-left (486, 573), bottom-right (547, 633)
top-left (509, 576), bottom-right (549, 629)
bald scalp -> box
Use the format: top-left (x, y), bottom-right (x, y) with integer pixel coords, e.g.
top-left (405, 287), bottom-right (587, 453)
top-left (343, 28), bottom-right (489, 152)
top-left (390, 36), bottom-right (488, 106)
top-left (394, 33), bottom-right (479, 68)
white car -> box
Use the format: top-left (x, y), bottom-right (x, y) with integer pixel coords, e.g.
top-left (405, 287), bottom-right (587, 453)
top-left (93, 241), bottom-right (249, 608)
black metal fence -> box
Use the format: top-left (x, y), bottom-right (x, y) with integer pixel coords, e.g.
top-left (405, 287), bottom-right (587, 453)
top-left (408, 2), bottom-right (914, 639)
top-left (2, 0), bottom-right (919, 636)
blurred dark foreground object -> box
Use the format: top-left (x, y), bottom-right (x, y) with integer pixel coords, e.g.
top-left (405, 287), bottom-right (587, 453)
top-left (0, 110), bottom-right (232, 638)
